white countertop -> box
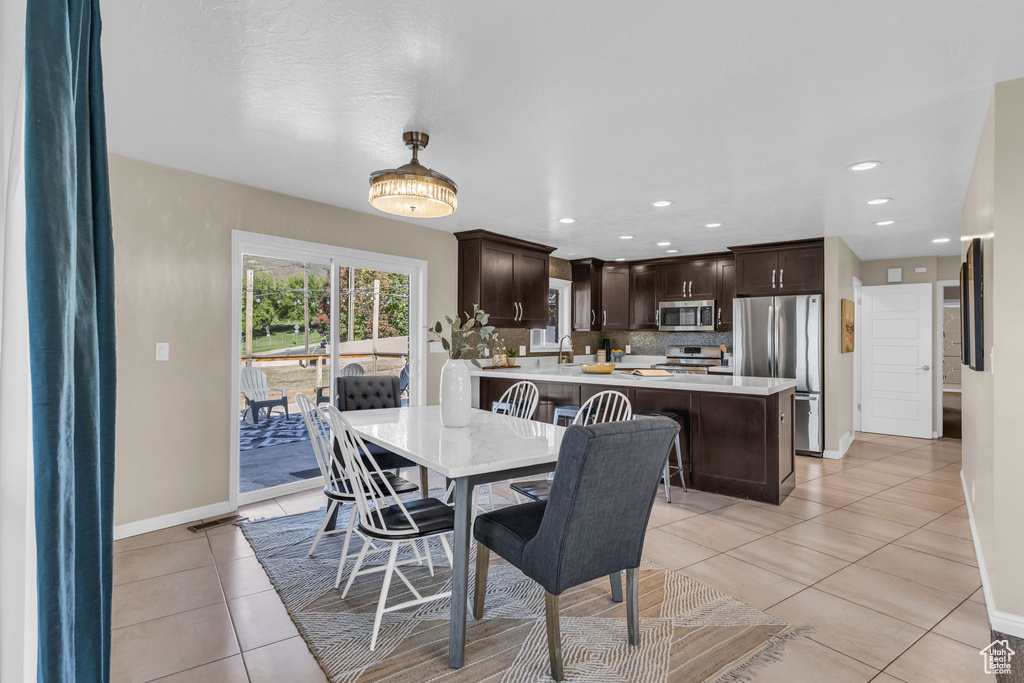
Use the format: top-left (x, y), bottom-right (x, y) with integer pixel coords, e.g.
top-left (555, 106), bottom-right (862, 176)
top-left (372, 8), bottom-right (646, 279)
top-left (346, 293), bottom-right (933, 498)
top-left (342, 406), bottom-right (563, 478)
top-left (470, 365), bottom-right (795, 395)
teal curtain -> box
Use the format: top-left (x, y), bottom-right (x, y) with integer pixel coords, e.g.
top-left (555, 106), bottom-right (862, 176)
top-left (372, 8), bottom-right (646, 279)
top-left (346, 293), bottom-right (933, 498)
top-left (24, 0), bottom-right (116, 680)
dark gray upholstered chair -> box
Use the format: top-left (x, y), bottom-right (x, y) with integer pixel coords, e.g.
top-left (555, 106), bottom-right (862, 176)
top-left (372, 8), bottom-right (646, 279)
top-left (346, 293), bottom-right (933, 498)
top-left (334, 375), bottom-right (416, 471)
top-left (472, 418), bottom-right (680, 681)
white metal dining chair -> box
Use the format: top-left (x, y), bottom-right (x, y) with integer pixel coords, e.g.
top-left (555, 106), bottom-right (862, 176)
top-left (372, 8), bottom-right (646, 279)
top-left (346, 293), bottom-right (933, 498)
top-left (296, 393), bottom-right (420, 579)
top-left (510, 389), bottom-right (632, 501)
top-left (328, 406), bottom-right (455, 651)
top-left (444, 381), bottom-right (540, 511)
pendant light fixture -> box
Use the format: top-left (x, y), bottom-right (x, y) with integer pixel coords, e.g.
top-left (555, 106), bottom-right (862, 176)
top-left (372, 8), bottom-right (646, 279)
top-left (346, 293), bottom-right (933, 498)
top-left (368, 131), bottom-right (457, 218)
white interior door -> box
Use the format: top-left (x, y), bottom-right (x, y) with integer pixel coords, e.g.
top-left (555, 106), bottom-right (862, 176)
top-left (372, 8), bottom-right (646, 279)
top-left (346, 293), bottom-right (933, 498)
top-left (861, 283), bottom-right (933, 438)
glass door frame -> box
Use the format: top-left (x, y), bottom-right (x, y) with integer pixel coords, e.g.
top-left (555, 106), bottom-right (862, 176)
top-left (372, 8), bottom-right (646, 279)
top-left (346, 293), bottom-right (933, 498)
top-left (230, 230), bottom-right (428, 507)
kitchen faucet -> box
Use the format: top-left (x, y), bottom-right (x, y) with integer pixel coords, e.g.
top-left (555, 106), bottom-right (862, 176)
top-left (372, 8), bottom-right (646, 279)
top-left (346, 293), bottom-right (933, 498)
top-left (557, 335), bottom-right (574, 364)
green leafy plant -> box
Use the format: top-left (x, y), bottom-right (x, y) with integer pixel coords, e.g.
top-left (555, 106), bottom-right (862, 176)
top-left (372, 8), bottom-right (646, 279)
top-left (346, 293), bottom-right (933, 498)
top-left (506, 347), bottom-right (519, 359)
top-left (428, 305), bottom-right (497, 367)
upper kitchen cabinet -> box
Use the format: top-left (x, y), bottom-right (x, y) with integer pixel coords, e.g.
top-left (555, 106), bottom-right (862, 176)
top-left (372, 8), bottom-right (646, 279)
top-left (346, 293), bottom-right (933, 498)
top-left (601, 264), bottom-right (630, 330)
top-left (570, 258), bottom-right (602, 331)
top-left (732, 239), bottom-right (824, 297)
top-left (716, 256), bottom-right (736, 331)
top-left (658, 258), bottom-right (717, 300)
top-left (629, 265), bottom-right (659, 330)
top-left (456, 230), bottom-right (555, 328)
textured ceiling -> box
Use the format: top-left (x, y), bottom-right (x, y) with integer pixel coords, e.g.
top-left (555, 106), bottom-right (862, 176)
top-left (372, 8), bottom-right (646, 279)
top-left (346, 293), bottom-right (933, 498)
top-left (102, 1), bottom-right (1024, 261)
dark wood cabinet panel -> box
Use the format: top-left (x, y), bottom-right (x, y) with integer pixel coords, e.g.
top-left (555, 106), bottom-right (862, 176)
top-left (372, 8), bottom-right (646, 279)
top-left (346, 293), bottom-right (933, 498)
top-left (571, 259), bottom-right (602, 331)
top-left (735, 251), bottom-right (779, 297)
top-left (516, 249), bottom-right (550, 327)
top-left (688, 260), bottom-right (717, 300)
top-left (777, 246), bottom-right (824, 294)
top-left (601, 266), bottom-right (630, 330)
top-left (716, 258), bottom-right (736, 331)
top-left (733, 241), bottom-right (824, 297)
top-left (456, 230), bottom-right (554, 329)
top-left (658, 262), bottom-right (689, 300)
top-left (478, 242), bottom-right (518, 325)
top-left (629, 266), bottom-right (659, 330)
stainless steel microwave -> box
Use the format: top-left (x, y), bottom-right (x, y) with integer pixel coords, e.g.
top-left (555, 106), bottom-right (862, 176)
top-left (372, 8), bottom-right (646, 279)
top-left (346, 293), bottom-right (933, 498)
top-left (658, 300), bottom-right (716, 332)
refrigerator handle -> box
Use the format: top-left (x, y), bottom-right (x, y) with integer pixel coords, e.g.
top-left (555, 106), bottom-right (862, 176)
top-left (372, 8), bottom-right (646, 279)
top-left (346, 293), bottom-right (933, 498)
top-left (767, 302), bottom-right (776, 378)
top-left (807, 295), bottom-right (822, 392)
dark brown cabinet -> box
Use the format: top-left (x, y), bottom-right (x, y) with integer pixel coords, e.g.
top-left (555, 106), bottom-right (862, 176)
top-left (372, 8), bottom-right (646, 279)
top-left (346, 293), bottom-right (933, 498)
top-left (629, 265), bottom-right (659, 330)
top-left (716, 257), bottom-right (736, 332)
top-left (456, 230), bottom-right (555, 328)
top-left (658, 258), bottom-right (717, 301)
top-left (601, 265), bottom-right (630, 330)
top-left (570, 258), bottom-right (602, 332)
top-left (733, 240), bottom-right (824, 297)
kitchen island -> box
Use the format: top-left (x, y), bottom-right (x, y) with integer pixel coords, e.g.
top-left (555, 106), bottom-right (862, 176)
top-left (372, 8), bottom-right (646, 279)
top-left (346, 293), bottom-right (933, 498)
top-left (471, 366), bottom-right (797, 504)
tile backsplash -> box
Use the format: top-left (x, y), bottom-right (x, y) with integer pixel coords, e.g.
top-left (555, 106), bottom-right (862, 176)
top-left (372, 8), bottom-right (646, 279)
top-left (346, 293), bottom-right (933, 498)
top-left (491, 328), bottom-right (732, 358)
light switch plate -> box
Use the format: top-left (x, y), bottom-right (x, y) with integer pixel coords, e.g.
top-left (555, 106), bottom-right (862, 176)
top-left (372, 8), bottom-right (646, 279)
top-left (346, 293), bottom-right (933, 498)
top-left (585, 346), bottom-right (591, 354)
top-left (915, 267), bottom-right (927, 273)
top-left (155, 342), bottom-right (169, 361)
top-left (429, 341), bottom-right (444, 353)
top-left (625, 345), bottom-right (632, 354)
top-left (518, 346), bottom-right (527, 357)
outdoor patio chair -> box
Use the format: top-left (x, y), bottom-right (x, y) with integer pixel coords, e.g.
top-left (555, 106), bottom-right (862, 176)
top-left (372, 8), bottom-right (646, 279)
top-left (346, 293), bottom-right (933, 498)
top-left (240, 366), bottom-right (288, 424)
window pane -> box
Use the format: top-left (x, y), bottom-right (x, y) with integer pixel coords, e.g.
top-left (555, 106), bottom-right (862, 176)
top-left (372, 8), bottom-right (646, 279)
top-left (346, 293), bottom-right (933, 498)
top-left (546, 288), bottom-right (559, 344)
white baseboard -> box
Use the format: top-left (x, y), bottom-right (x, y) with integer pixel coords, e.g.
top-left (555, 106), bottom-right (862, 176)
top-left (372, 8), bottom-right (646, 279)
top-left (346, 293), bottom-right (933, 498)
top-left (823, 431), bottom-right (855, 459)
top-left (113, 500), bottom-right (235, 540)
top-left (960, 471), bottom-right (1024, 640)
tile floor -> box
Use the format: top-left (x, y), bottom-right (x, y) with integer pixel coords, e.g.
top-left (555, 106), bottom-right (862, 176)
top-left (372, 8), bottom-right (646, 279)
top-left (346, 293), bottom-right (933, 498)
top-left (111, 433), bottom-right (994, 682)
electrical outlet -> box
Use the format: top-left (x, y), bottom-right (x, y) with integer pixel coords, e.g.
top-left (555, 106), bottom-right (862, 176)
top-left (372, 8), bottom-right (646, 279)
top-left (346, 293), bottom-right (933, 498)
top-left (585, 345), bottom-right (591, 354)
top-left (155, 342), bottom-right (169, 361)
top-left (518, 345), bottom-right (527, 357)
top-left (625, 345), bottom-right (631, 354)
top-left (429, 341), bottom-right (444, 353)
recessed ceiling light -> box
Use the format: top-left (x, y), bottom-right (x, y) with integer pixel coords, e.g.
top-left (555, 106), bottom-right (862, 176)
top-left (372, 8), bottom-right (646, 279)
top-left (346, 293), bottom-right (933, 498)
top-left (559, 217), bottom-right (575, 224)
top-left (705, 223), bottom-right (722, 228)
top-left (666, 249), bottom-right (679, 253)
top-left (620, 235), bottom-right (634, 240)
top-left (933, 238), bottom-right (950, 243)
top-left (614, 257), bottom-right (626, 261)
top-left (867, 197), bottom-right (891, 205)
top-left (652, 200), bottom-right (673, 207)
top-left (874, 220), bottom-right (895, 226)
top-left (848, 160), bottom-right (881, 171)
top-left (657, 241), bottom-right (671, 246)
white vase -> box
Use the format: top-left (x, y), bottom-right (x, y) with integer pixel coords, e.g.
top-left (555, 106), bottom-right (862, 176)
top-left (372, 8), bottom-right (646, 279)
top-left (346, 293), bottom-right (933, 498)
top-left (439, 359), bottom-right (472, 427)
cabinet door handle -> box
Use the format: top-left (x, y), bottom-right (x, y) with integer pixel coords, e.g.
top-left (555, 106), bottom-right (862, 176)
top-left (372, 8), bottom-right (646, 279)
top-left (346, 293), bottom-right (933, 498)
top-left (688, 280), bottom-right (692, 298)
top-left (592, 309), bottom-right (596, 325)
top-left (603, 310), bottom-right (607, 326)
top-left (515, 302), bottom-right (521, 321)
top-left (772, 269), bottom-right (776, 288)
top-left (780, 269), bottom-right (784, 289)
top-left (717, 307), bottom-right (722, 328)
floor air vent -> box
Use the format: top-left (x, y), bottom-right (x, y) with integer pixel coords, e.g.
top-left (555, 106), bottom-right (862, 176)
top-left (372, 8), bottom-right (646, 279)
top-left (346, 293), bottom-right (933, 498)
top-left (188, 515), bottom-right (246, 533)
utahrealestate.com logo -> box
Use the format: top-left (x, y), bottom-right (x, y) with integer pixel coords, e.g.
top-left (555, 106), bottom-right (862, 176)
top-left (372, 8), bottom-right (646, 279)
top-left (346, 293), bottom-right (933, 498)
top-left (981, 639), bottom-right (1016, 675)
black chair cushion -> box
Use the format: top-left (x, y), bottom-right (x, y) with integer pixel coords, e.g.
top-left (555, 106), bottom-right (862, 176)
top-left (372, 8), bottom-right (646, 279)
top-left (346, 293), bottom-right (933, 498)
top-left (324, 471), bottom-right (418, 502)
top-left (336, 375), bottom-right (402, 411)
top-left (509, 480), bottom-right (552, 502)
top-left (358, 498), bottom-right (456, 539)
top-left (473, 501), bottom-right (547, 567)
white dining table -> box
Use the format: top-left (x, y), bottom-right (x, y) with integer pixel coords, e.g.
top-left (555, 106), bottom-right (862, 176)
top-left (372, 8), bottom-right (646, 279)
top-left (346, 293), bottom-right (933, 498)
top-left (342, 404), bottom-right (565, 669)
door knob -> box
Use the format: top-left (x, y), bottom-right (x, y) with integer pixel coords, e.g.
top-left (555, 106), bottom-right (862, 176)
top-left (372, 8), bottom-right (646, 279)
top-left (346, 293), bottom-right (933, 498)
top-left (918, 365), bottom-right (931, 371)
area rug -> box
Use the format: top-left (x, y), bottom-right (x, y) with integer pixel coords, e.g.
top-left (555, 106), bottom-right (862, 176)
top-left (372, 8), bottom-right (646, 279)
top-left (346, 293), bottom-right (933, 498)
top-left (239, 412), bottom-right (311, 450)
top-left (241, 499), bottom-right (803, 682)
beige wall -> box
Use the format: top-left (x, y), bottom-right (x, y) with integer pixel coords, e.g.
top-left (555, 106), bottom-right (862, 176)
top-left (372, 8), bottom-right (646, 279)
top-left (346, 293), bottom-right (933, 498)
top-left (823, 236), bottom-right (861, 454)
top-left (962, 77), bottom-right (1024, 629)
top-left (859, 256), bottom-right (938, 285)
top-left (109, 155), bottom-right (458, 527)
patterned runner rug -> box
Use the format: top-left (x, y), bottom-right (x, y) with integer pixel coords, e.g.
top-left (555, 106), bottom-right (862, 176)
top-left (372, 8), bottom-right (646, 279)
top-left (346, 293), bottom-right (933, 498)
top-left (241, 501), bottom-right (802, 683)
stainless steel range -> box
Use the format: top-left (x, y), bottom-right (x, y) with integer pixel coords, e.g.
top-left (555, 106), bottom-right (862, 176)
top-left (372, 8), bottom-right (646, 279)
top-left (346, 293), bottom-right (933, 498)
top-left (650, 345), bottom-right (723, 373)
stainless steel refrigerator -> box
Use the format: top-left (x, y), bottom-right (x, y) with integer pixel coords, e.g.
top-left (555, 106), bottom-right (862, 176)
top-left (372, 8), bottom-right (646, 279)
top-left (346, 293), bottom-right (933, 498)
top-left (733, 295), bottom-right (823, 455)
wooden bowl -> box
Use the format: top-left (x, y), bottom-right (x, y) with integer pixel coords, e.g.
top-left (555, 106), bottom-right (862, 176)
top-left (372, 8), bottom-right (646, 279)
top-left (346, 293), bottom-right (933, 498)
top-left (578, 363), bottom-right (616, 374)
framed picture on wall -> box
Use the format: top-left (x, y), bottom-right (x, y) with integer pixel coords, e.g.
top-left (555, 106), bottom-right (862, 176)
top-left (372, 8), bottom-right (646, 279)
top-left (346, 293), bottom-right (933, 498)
top-left (959, 262), bottom-right (971, 366)
top-left (965, 238), bottom-right (984, 371)
top-left (841, 298), bottom-right (855, 353)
